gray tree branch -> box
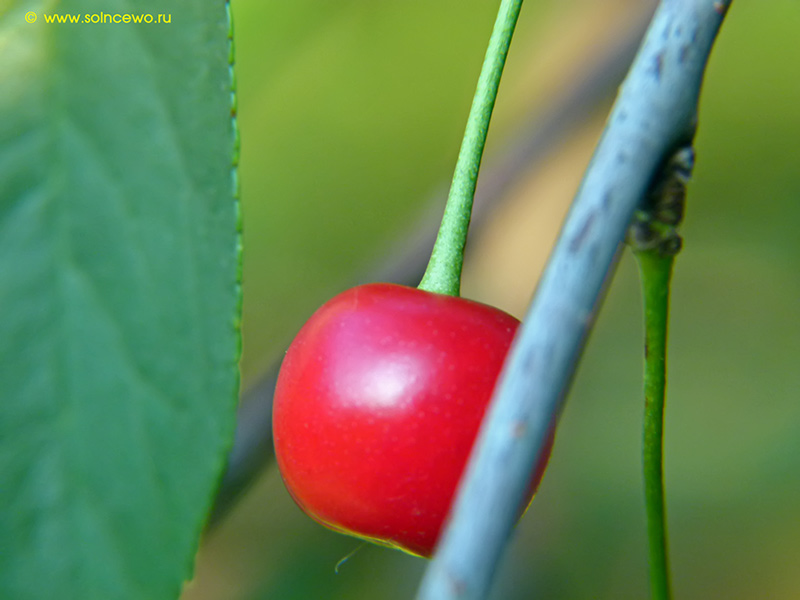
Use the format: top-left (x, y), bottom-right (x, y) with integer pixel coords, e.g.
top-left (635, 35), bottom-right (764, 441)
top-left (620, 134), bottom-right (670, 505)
top-left (415, 1), bottom-right (732, 598)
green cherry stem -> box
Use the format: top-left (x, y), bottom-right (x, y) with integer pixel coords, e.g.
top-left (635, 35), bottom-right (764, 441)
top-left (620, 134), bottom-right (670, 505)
top-left (418, 0), bottom-right (523, 297)
top-left (634, 246), bottom-right (674, 600)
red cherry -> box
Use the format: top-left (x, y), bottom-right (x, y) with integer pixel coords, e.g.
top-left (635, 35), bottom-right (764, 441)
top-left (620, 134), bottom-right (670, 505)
top-left (273, 283), bottom-right (551, 557)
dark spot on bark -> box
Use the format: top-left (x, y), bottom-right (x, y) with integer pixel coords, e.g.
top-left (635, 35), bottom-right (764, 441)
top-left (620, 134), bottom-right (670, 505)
top-left (650, 52), bottom-right (664, 81)
top-left (644, 340), bottom-right (649, 360)
top-left (602, 190), bottom-right (613, 212)
top-left (448, 575), bottom-right (468, 597)
top-left (569, 211), bottom-right (596, 253)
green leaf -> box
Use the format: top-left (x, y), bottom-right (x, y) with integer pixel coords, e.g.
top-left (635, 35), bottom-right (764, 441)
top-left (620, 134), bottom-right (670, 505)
top-left (0, 1), bottom-right (241, 598)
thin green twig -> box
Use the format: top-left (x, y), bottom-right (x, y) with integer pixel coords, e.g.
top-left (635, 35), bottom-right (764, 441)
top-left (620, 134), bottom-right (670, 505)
top-left (418, 0), bottom-right (523, 297)
top-left (630, 145), bottom-right (693, 600)
top-left (634, 247), bottom-right (674, 600)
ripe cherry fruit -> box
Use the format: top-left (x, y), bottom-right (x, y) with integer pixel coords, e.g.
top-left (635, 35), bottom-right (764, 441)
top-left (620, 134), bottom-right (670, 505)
top-left (273, 283), bottom-right (552, 557)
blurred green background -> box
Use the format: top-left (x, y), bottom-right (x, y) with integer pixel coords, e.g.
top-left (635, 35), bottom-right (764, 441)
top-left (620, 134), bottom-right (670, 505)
top-left (183, 1), bottom-right (800, 598)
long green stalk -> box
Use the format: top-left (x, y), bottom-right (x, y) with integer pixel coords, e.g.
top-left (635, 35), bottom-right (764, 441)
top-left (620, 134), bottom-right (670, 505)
top-left (635, 247), bottom-right (674, 600)
top-left (418, 0), bottom-right (523, 297)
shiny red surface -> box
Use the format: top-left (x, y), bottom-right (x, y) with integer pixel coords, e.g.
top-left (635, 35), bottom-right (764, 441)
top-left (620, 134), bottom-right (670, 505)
top-left (273, 283), bottom-right (549, 557)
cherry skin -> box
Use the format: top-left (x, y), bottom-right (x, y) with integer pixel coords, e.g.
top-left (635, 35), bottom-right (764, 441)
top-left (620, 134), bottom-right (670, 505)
top-left (273, 283), bottom-right (551, 557)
